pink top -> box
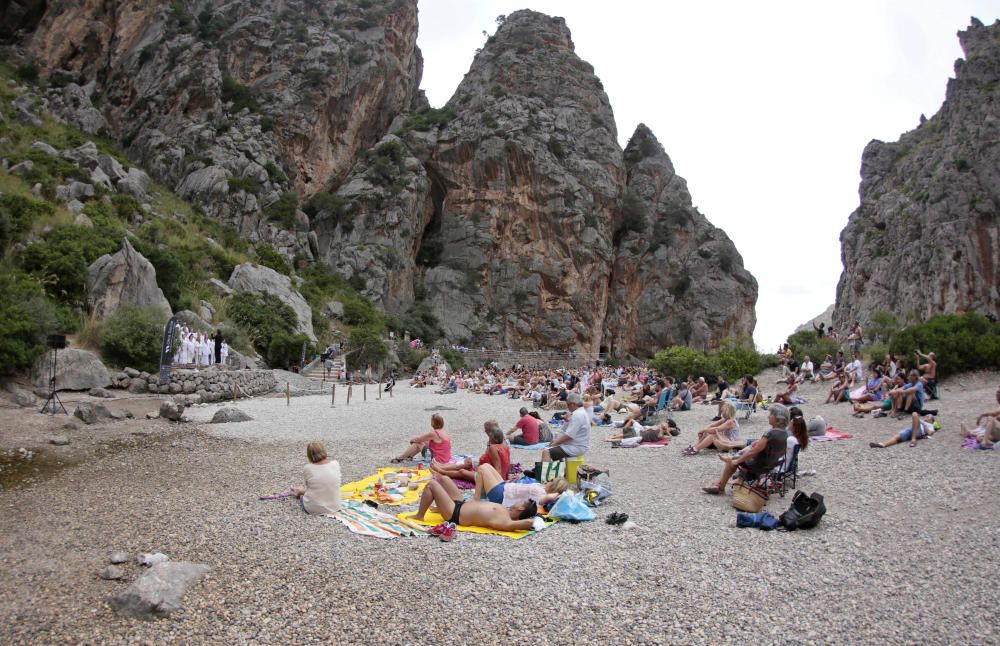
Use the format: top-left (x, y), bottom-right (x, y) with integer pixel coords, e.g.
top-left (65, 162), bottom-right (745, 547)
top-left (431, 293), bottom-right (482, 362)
top-left (429, 430), bottom-right (452, 463)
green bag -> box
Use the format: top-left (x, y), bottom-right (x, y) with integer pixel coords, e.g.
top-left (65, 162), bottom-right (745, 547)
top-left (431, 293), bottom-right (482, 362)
top-left (533, 460), bottom-right (566, 482)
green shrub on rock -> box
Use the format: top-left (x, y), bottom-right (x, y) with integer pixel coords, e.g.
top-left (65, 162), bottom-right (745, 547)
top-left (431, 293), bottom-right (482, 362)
top-left (100, 305), bottom-right (169, 373)
top-left (0, 270), bottom-right (68, 374)
top-left (889, 313), bottom-right (1000, 376)
top-left (266, 331), bottom-right (312, 370)
top-left (347, 326), bottom-right (387, 371)
top-left (226, 291), bottom-right (297, 358)
top-left (650, 346), bottom-right (718, 380)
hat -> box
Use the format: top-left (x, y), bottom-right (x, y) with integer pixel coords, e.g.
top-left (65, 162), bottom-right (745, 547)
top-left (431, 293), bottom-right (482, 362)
top-left (566, 392), bottom-right (583, 406)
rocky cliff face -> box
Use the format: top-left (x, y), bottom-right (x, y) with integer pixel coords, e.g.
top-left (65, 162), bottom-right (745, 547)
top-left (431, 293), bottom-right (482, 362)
top-left (604, 125), bottom-right (757, 354)
top-left (835, 18), bottom-right (1000, 330)
top-left (20, 0), bottom-right (421, 259)
top-left (12, 6), bottom-right (757, 356)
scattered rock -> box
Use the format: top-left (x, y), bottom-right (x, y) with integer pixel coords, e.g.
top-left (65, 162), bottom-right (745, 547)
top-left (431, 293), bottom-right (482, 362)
top-left (123, 367), bottom-right (141, 378)
top-left (159, 400), bottom-right (185, 422)
top-left (109, 551), bottom-right (129, 564)
top-left (8, 160), bottom-right (34, 175)
top-left (30, 141), bottom-right (59, 156)
top-left (99, 565), bottom-right (124, 581)
top-left (73, 401), bottom-right (112, 425)
top-left (322, 300), bottom-right (344, 319)
top-left (61, 421), bottom-right (79, 431)
top-left (86, 239), bottom-right (172, 321)
top-left (88, 387), bottom-right (113, 398)
top-left (127, 379), bottom-right (148, 394)
top-left (48, 435), bottom-right (70, 446)
top-left (207, 278), bottom-right (233, 297)
top-left (31, 349), bottom-right (111, 391)
top-left (111, 561), bottom-right (210, 620)
top-left (210, 407), bottom-right (253, 423)
top-left (137, 552), bottom-right (169, 567)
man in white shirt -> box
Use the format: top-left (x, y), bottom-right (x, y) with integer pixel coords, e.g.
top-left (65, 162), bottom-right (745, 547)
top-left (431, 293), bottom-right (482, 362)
top-left (847, 352), bottom-right (864, 387)
top-left (799, 355), bottom-right (815, 381)
top-left (542, 392), bottom-right (590, 461)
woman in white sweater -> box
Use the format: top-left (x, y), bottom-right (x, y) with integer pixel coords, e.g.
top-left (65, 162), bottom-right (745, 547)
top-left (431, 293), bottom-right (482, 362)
top-left (291, 442), bottom-right (341, 514)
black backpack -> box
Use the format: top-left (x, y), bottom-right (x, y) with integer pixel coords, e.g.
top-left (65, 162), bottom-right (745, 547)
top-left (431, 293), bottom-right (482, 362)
top-left (779, 491), bottom-right (826, 530)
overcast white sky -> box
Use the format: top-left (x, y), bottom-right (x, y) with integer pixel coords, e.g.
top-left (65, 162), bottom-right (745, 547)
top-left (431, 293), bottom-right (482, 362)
top-left (415, 1), bottom-right (999, 351)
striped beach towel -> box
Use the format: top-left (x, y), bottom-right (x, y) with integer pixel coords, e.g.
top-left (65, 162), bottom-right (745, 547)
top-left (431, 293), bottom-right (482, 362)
top-left (326, 500), bottom-right (429, 539)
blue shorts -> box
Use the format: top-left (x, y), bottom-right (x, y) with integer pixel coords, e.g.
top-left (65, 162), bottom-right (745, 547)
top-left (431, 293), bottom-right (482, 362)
top-left (898, 426), bottom-right (927, 442)
top-left (486, 482), bottom-right (505, 504)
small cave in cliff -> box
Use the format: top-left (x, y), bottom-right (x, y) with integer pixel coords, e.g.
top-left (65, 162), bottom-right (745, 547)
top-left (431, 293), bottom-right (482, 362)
top-left (415, 166), bottom-right (447, 268)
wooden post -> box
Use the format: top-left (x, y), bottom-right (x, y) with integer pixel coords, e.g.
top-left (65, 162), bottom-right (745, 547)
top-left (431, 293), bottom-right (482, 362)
top-left (232, 380), bottom-right (237, 402)
top-left (378, 379), bottom-right (382, 400)
top-left (286, 382), bottom-right (290, 406)
top-left (347, 384), bottom-right (352, 406)
top-left (364, 381), bottom-right (367, 402)
top-left (331, 383), bottom-right (336, 407)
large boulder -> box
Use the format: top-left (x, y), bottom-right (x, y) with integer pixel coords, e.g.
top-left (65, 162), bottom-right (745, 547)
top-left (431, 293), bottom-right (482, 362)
top-left (159, 399), bottom-right (185, 422)
top-left (86, 238), bottom-right (172, 320)
top-left (74, 401), bottom-right (112, 424)
top-left (110, 561), bottom-right (210, 620)
top-left (210, 407), bottom-right (253, 423)
top-left (228, 264), bottom-right (316, 342)
top-left (32, 349), bottom-right (111, 391)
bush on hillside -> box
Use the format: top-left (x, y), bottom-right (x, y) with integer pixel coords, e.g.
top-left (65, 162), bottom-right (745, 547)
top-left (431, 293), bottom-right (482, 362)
top-left (716, 339), bottom-right (764, 380)
top-left (226, 291), bottom-right (297, 357)
top-left (347, 326), bottom-right (387, 371)
top-left (888, 313), bottom-right (1000, 377)
top-left (650, 346), bottom-right (718, 381)
top-left (398, 344), bottom-right (429, 371)
top-left (0, 194), bottom-right (54, 256)
top-left (397, 301), bottom-right (442, 344)
top-left (0, 270), bottom-right (69, 374)
top-left (439, 347), bottom-right (466, 371)
top-left (255, 244), bottom-right (291, 276)
top-left (786, 329), bottom-right (841, 363)
top-left (19, 224), bottom-right (120, 306)
top-left (266, 331), bottom-right (312, 370)
top-left (100, 305), bottom-right (169, 373)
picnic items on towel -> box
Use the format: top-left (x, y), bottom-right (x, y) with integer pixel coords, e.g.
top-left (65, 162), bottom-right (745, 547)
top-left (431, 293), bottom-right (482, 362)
top-left (548, 491), bottom-right (596, 522)
top-left (778, 491), bottom-right (827, 530)
top-left (397, 510), bottom-right (555, 539)
top-left (327, 500), bottom-right (428, 539)
top-left (731, 481), bottom-right (768, 513)
top-left (810, 427), bottom-right (854, 443)
top-left (340, 467), bottom-right (431, 505)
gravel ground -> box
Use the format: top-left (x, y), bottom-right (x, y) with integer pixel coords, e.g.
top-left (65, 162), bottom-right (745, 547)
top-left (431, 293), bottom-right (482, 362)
top-left (1, 369), bottom-right (998, 644)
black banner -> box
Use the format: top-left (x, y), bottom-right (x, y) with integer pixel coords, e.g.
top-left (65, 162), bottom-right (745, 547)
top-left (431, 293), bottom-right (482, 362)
top-left (158, 316), bottom-right (178, 385)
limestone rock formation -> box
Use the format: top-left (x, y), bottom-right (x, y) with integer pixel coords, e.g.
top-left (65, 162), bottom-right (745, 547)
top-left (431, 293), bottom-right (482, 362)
top-left (22, 0), bottom-right (422, 258)
top-left (86, 238), bottom-right (172, 320)
top-left (604, 125), bottom-right (757, 354)
top-left (32, 349), bottom-right (111, 391)
top-left (111, 561), bottom-right (211, 620)
top-left (228, 263), bottom-right (315, 341)
top-left (835, 19), bottom-right (1000, 329)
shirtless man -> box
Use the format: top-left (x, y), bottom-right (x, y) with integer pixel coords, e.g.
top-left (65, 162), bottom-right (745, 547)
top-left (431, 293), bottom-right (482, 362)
top-left (915, 349), bottom-right (938, 399)
top-left (412, 476), bottom-right (542, 532)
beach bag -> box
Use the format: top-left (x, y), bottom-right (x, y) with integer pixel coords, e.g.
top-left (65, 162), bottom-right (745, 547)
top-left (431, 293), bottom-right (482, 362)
top-left (539, 424), bottom-right (553, 443)
top-left (578, 479), bottom-right (611, 506)
top-left (576, 465), bottom-right (609, 482)
top-left (548, 492), bottom-right (596, 521)
top-left (532, 461), bottom-right (566, 483)
top-left (731, 481), bottom-right (768, 513)
top-left (779, 491), bottom-right (826, 530)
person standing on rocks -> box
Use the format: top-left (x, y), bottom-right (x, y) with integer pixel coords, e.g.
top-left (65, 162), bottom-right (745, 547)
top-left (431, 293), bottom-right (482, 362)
top-left (213, 330), bottom-right (223, 365)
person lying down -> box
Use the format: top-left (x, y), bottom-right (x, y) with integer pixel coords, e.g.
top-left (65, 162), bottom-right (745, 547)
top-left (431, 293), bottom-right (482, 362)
top-left (412, 475), bottom-right (545, 532)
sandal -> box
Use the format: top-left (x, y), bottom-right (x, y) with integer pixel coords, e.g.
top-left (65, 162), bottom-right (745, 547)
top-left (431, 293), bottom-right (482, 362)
top-left (682, 446), bottom-right (698, 456)
top-left (702, 485), bottom-right (721, 495)
top-left (869, 442), bottom-right (884, 449)
top-left (390, 457), bottom-right (403, 464)
top-left (606, 512), bottom-right (629, 526)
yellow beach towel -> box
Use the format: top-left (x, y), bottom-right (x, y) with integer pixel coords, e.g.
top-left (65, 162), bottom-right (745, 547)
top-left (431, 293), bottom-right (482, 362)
top-left (397, 510), bottom-right (555, 540)
top-left (340, 467), bottom-right (431, 506)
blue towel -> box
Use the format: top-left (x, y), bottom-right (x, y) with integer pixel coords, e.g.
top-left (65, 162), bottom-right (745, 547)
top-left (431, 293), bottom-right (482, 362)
top-left (510, 442), bottom-right (549, 450)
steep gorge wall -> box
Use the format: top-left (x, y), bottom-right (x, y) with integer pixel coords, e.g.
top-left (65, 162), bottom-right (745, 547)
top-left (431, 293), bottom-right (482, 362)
top-left (835, 18), bottom-right (1000, 329)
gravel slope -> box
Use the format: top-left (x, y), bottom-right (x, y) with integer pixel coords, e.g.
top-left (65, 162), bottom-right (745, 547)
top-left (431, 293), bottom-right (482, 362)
top-left (0, 369), bottom-right (998, 644)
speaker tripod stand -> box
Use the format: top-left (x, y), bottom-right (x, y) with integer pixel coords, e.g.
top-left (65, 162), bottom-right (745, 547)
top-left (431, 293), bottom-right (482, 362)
top-left (39, 345), bottom-right (68, 415)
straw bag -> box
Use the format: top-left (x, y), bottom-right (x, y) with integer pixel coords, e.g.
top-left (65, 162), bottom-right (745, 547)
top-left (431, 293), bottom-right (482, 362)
top-left (731, 481), bottom-right (768, 513)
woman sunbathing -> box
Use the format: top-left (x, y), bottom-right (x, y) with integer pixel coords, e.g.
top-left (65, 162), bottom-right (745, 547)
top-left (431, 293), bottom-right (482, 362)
top-left (683, 401), bottom-right (741, 455)
top-left (870, 412), bottom-right (939, 448)
top-left (431, 421), bottom-right (510, 482)
top-left (392, 413), bottom-right (451, 463)
top-left (473, 463), bottom-right (567, 507)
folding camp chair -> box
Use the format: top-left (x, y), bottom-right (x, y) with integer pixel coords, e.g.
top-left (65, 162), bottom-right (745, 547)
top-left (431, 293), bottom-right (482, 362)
top-left (762, 444), bottom-right (799, 497)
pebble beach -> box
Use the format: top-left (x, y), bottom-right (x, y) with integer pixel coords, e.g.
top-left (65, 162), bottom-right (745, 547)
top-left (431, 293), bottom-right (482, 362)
top-left (1, 368), bottom-right (998, 644)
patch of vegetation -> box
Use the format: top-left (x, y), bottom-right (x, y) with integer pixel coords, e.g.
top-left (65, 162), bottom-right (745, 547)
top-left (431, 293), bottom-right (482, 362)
top-left (100, 304), bottom-right (170, 372)
top-left (346, 326), bottom-right (387, 371)
top-left (718, 247), bottom-right (737, 273)
top-left (786, 329), bottom-right (842, 365)
top-left (221, 76), bottom-right (257, 113)
top-left (226, 290), bottom-right (297, 359)
top-left (0, 193), bottom-right (54, 257)
top-left (548, 138), bottom-right (567, 160)
top-left (888, 313), bottom-right (1000, 377)
top-left (15, 63), bottom-right (40, 84)
top-left (304, 192), bottom-right (354, 233)
top-left (0, 269), bottom-right (72, 374)
top-left (396, 107), bottom-right (456, 134)
top-left (263, 161), bottom-right (288, 185)
top-left (264, 191), bottom-right (299, 228)
top-left (439, 347), bottom-right (466, 370)
top-left (617, 188), bottom-right (647, 235)
top-left (255, 243), bottom-right (292, 275)
top-left (266, 331), bottom-right (313, 370)
top-left (227, 175), bottom-right (262, 194)
top-left (650, 339), bottom-right (770, 381)
top-left (18, 220), bottom-right (122, 307)
top-left (396, 301), bottom-right (442, 344)
top-left (668, 271), bottom-right (692, 298)
top-left (416, 233), bottom-right (442, 267)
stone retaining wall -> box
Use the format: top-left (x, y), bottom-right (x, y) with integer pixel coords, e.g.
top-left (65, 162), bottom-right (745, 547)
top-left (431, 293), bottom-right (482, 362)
top-left (110, 368), bottom-right (276, 403)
